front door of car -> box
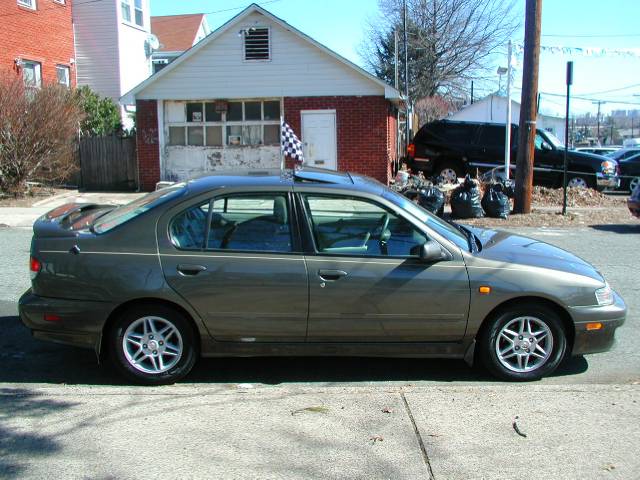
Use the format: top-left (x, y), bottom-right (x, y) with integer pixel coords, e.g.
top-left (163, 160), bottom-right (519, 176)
top-left (533, 131), bottom-right (559, 186)
top-left (298, 192), bottom-right (470, 342)
top-left (158, 191), bottom-right (309, 342)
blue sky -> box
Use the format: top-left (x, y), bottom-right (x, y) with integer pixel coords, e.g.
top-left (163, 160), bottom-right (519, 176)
top-left (151, 0), bottom-right (640, 116)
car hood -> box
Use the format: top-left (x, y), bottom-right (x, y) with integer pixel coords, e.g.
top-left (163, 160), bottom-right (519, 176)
top-left (465, 226), bottom-right (604, 283)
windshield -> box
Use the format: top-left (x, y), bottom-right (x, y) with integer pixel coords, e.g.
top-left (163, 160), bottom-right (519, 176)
top-left (541, 130), bottom-right (564, 149)
top-left (383, 189), bottom-right (470, 251)
top-left (93, 183), bottom-right (186, 233)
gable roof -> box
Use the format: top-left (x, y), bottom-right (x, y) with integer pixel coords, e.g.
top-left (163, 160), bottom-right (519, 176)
top-left (151, 14), bottom-right (207, 52)
top-left (122, 3), bottom-right (400, 104)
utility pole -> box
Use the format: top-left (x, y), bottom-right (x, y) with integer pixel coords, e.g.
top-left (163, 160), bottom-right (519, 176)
top-left (592, 100), bottom-right (604, 144)
top-left (471, 81), bottom-right (474, 104)
top-left (514, 0), bottom-right (542, 214)
top-left (403, 0), bottom-right (410, 153)
top-left (504, 40), bottom-right (513, 180)
top-left (562, 61), bottom-right (573, 216)
top-left (394, 29), bottom-right (399, 90)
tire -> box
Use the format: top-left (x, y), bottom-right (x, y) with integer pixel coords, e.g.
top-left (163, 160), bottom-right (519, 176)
top-left (435, 159), bottom-right (465, 184)
top-left (478, 303), bottom-right (567, 381)
top-left (108, 304), bottom-right (198, 385)
top-left (629, 176), bottom-right (640, 193)
top-left (567, 173), bottom-right (595, 190)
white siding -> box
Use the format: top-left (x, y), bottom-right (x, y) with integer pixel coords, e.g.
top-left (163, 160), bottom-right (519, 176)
top-left (137, 11), bottom-right (383, 100)
top-left (73, 0), bottom-right (120, 102)
top-left (117, 1), bottom-right (152, 101)
top-left (450, 95), bottom-right (566, 141)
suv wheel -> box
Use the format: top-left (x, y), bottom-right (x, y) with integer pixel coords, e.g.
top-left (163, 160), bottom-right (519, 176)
top-left (109, 304), bottom-right (198, 385)
top-left (436, 160), bottom-right (464, 184)
top-left (478, 303), bottom-right (567, 381)
top-left (567, 174), bottom-right (593, 189)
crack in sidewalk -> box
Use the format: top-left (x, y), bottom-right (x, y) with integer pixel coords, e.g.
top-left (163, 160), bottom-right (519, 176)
top-left (401, 391), bottom-right (435, 479)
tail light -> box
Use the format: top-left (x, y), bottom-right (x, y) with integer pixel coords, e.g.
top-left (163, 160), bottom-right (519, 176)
top-left (407, 143), bottom-right (415, 158)
top-left (30, 256), bottom-right (41, 280)
top-left (600, 160), bottom-right (616, 176)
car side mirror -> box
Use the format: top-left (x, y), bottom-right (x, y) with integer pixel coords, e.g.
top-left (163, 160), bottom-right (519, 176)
top-left (541, 142), bottom-right (552, 151)
top-left (419, 240), bottom-right (450, 263)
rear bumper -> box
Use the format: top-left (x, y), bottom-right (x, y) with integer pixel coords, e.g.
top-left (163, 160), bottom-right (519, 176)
top-left (19, 290), bottom-right (112, 351)
top-left (596, 173), bottom-right (620, 188)
top-left (569, 292), bottom-right (626, 355)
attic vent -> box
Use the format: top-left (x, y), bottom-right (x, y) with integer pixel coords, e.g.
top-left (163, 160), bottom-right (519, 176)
top-left (244, 27), bottom-right (270, 61)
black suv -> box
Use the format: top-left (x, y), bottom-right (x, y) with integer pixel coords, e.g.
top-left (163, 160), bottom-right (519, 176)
top-left (407, 120), bottom-right (619, 190)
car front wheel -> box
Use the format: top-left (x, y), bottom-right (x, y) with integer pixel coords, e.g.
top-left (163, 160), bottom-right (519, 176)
top-left (109, 305), bottom-right (198, 385)
top-left (479, 304), bottom-right (567, 381)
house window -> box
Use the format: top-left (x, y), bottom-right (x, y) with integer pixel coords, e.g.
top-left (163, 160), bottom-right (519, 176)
top-left (166, 100), bottom-right (281, 147)
top-left (243, 27), bottom-right (270, 61)
top-left (22, 61), bottom-right (42, 88)
top-left (121, 0), bottom-right (131, 22)
top-left (121, 0), bottom-right (143, 26)
top-left (56, 65), bottom-right (70, 87)
top-left (134, 0), bottom-right (143, 26)
top-left (17, 0), bottom-right (36, 9)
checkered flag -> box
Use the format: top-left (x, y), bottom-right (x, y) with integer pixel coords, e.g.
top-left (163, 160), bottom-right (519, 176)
top-left (281, 120), bottom-right (304, 164)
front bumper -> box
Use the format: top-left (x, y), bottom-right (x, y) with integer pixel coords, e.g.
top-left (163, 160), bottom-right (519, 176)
top-left (569, 291), bottom-right (626, 355)
top-left (596, 173), bottom-right (620, 188)
top-left (19, 290), bottom-right (113, 351)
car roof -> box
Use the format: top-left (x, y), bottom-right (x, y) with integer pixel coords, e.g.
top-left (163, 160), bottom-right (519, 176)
top-left (183, 167), bottom-right (384, 196)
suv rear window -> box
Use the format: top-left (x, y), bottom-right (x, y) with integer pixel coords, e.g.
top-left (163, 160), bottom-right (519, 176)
top-left (93, 184), bottom-right (186, 233)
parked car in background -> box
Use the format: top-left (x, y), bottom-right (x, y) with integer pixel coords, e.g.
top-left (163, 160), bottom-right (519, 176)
top-left (20, 168), bottom-right (626, 384)
top-left (618, 153), bottom-right (640, 192)
top-left (574, 146), bottom-right (621, 156)
top-left (606, 148), bottom-right (640, 161)
top-left (628, 184), bottom-right (640, 218)
top-left (407, 120), bottom-right (619, 190)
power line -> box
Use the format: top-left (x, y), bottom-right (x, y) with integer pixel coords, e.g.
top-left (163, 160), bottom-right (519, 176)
top-left (542, 33), bottom-right (640, 38)
top-left (576, 83), bottom-right (640, 96)
top-left (204, 0), bottom-right (284, 15)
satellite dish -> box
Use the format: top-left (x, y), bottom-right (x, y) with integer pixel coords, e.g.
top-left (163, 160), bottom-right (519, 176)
top-left (144, 34), bottom-right (160, 57)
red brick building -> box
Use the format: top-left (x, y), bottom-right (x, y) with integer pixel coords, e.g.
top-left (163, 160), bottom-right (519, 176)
top-left (122, 4), bottom-right (403, 191)
top-left (1, 0), bottom-right (76, 88)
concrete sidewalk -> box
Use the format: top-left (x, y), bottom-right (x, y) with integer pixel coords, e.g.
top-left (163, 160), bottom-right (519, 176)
top-left (1, 384), bottom-right (637, 479)
top-left (0, 191), bottom-right (143, 228)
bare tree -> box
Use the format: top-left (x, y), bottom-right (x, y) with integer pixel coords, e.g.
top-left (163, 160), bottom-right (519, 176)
top-left (361, 0), bottom-right (519, 119)
top-left (0, 71), bottom-right (84, 195)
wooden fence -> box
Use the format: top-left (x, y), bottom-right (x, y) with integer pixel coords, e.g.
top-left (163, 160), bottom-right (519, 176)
top-left (78, 136), bottom-right (138, 191)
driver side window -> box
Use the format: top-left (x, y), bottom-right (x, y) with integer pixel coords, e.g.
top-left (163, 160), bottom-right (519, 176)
top-left (302, 194), bottom-right (427, 257)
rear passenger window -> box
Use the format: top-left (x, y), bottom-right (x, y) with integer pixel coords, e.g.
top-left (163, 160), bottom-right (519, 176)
top-left (170, 194), bottom-right (292, 252)
top-left (208, 194), bottom-right (292, 252)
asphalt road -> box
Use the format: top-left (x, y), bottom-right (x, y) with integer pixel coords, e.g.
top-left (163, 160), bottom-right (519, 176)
top-left (0, 223), bottom-right (637, 387)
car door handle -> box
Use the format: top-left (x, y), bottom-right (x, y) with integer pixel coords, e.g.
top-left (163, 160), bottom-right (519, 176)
top-left (318, 269), bottom-right (348, 281)
top-left (177, 264), bottom-right (207, 276)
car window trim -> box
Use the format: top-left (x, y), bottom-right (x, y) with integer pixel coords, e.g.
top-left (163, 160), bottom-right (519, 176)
top-left (296, 191), bottom-right (436, 261)
top-left (168, 190), bottom-right (301, 255)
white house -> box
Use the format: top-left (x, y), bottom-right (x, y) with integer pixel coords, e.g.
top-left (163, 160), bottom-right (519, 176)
top-left (73, 0), bottom-right (154, 127)
top-left (122, 4), bottom-right (402, 190)
top-left (450, 94), bottom-right (567, 141)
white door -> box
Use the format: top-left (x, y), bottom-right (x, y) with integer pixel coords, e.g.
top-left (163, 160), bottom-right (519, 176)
top-left (301, 110), bottom-right (337, 170)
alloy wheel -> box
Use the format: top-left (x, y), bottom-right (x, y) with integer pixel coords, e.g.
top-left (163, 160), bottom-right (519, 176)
top-left (439, 168), bottom-right (458, 184)
top-left (630, 177), bottom-right (640, 192)
top-left (495, 316), bottom-right (553, 373)
top-left (567, 176), bottom-right (588, 188)
top-left (123, 316), bottom-right (183, 374)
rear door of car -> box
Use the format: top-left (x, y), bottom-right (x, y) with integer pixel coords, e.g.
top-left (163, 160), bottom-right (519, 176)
top-left (295, 188), bottom-right (470, 342)
top-left (157, 187), bottom-right (309, 342)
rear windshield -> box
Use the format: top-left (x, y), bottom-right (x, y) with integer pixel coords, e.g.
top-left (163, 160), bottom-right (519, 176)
top-left (93, 183), bottom-right (186, 233)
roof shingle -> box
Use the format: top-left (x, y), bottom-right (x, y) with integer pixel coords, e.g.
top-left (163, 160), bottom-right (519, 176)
top-left (151, 14), bottom-right (206, 52)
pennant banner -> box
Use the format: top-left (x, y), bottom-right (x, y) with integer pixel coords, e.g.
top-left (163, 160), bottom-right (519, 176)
top-left (514, 44), bottom-right (640, 58)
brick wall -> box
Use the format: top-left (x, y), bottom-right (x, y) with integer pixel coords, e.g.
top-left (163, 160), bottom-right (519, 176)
top-left (1, 0), bottom-right (76, 86)
top-left (284, 96), bottom-right (394, 184)
top-left (136, 99), bottom-right (160, 191)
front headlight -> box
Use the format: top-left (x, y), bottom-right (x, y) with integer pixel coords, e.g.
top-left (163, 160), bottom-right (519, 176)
top-left (595, 284), bottom-right (613, 306)
top-left (600, 160), bottom-right (616, 175)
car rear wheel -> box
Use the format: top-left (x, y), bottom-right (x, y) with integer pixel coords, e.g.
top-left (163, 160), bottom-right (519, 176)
top-left (436, 160), bottom-right (464, 184)
top-left (478, 303), bottom-right (567, 381)
top-left (109, 305), bottom-right (197, 385)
